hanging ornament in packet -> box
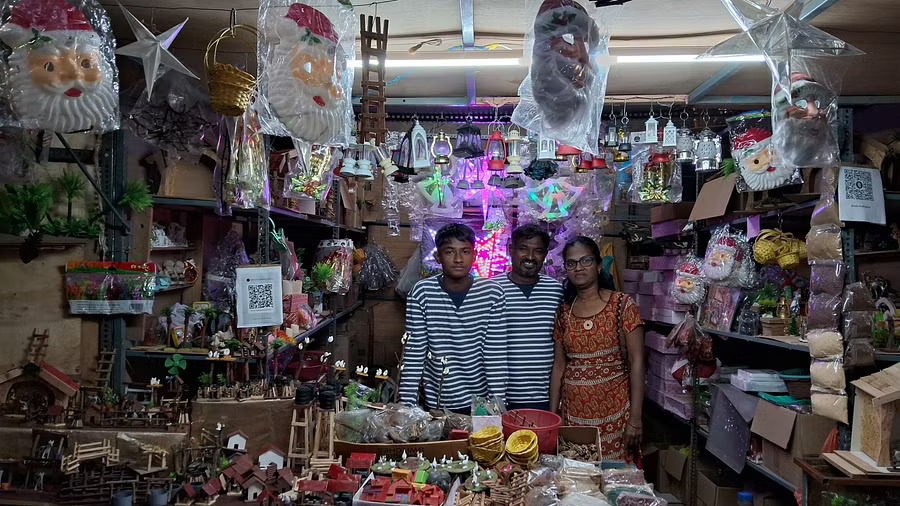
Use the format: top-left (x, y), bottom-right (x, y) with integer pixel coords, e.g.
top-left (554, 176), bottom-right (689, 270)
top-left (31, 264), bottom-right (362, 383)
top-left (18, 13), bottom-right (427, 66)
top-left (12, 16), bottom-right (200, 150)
top-left (225, 100), bottom-right (271, 210)
top-left (726, 110), bottom-right (802, 192)
top-left (511, 0), bottom-right (621, 155)
top-left (0, 0), bottom-right (119, 132)
top-left (673, 255), bottom-right (707, 305)
top-left (284, 140), bottom-right (335, 201)
top-left (701, 0), bottom-right (863, 174)
top-left (256, 1), bottom-right (355, 147)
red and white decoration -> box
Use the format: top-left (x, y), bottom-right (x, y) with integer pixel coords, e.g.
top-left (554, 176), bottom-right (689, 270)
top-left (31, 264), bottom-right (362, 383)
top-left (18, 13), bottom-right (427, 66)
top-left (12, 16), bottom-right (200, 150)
top-left (673, 256), bottom-right (706, 305)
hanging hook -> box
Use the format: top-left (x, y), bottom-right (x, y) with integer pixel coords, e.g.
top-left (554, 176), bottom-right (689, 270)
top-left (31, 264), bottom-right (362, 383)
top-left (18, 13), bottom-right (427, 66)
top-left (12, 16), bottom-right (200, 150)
top-left (621, 101), bottom-right (629, 125)
top-left (648, 100), bottom-right (654, 118)
top-left (229, 8), bottom-right (237, 37)
top-left (680, 109), bottom-right (689, 126)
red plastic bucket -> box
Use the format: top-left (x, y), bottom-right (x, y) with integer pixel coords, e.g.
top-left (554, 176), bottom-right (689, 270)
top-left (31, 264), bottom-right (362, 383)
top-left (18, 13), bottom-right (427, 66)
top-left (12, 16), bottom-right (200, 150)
top-left (501, 409), bottom-right (562, 454)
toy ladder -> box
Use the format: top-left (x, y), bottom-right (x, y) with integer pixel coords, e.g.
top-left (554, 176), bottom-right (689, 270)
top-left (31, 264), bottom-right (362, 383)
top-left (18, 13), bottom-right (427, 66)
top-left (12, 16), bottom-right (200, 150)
top-left (27, 329), bottom-right (49, 363)
top-left (308, 407), bottom-right (340, 475)
top-left (287, 403), bottom-right (313, 469)
top-left (95, 349), bottom-right (116, 388)
top-left (358, 14), bottom-right (388, 145)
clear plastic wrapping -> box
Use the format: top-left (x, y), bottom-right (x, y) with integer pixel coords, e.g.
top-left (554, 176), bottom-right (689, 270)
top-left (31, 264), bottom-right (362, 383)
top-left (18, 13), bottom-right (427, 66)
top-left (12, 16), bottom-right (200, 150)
top-left (811, 389), bottom-right (848, 424)
top-left (806, 225), bottom-right (843, 261)
top-left (702, 228), bottom-right (748, 283)
top-left (842, 311), bottom-right (874, 340)
top-left (0, 0), bottom-right (119, 133)
top-left (511, 0), bottom-right (622, 154)
top-left (615, 493), bottom-right (668, 506)
top-left (808, 330), bottom-right (843, 359)
top-left (600, 469), bottom-right (646, 491)
top-left (604, 485), bottom-right (655, 505)
top-left (630, 149), bottom-right (682, 204)
top-left (65, 261), bottom-right (155, 314)
top-left (205, 229), bottom-right (250, 308)
top-left (225, 104), bottom-right (271, 210)
top-left (810, 359), bottom-right (846, 392)
top-left (256, 0), bottom-right (355, 146)
top-left (673, 255), bottom-right (706, 305)
top-left (808, 293), bottom-right (842, 330)
top-left (727, 110), bottom-right (801, 192)
top-left (363, 403), bottom-right (429, 443)
top-left (334, 408), bottom-right (372, 442)
top-left (359, 242), bottom-right (400, 291)
top-left (315, 238), bottom-right (353, 294)
top-left (559, 493), bottom-right (611, 506)
top-left (284, 141), bottom-right (336, 201)
top-left (845, 338), bottom-right (875, 368)
top-left (843, 282), bottom-right (875, 312)
top-left (810, 260), bottom-right (846, 295)
top-left (811, 167), bottom-right (843, 227)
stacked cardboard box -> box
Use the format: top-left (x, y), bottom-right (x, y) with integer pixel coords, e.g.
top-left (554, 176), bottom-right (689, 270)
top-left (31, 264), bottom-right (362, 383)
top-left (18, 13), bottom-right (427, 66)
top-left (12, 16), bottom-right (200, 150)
top-left (645, 331), bottom-right (692, 420)
top-left (624, 255), bottom-right (690, 325)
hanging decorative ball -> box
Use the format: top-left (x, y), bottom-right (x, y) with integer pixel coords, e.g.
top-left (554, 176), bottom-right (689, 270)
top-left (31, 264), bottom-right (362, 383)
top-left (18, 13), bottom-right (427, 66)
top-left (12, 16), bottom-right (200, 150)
top-left (524, 159), bottom-right (558, 181)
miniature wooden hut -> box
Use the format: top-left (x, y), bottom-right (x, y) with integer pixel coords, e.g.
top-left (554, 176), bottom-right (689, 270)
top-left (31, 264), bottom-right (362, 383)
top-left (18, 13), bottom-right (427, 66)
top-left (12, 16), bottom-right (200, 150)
top-left (851, 362), bottom-right (900, 467)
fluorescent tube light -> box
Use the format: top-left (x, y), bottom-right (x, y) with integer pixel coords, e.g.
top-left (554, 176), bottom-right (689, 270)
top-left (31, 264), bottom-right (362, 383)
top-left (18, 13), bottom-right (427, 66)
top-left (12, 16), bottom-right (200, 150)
top-left (347, 54), bottom-right (765, 68)
top-left (616, 54), bottom-right (765, 63)
top-left (348, 58), bottom-right (521, 68)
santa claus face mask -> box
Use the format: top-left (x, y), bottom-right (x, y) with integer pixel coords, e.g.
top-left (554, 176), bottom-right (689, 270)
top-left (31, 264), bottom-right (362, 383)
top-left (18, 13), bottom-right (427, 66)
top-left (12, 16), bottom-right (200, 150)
top-left (0, 0), bottom-right (118, 133)
top-left (674, 256), bottom-right (706, 305)
top-left (703, 235), bottom-right (743, 281)
top-left (773, 73), bottom-right (838, 170)
top-left (264, 2), bottom-right (351, 145)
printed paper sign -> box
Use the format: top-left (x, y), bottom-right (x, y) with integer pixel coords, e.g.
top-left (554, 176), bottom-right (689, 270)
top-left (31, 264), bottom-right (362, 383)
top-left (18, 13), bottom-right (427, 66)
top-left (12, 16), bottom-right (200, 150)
top-left (838, 165), bottom-right (885, 225)
top-left (236, 265), bottom-right (284, 328)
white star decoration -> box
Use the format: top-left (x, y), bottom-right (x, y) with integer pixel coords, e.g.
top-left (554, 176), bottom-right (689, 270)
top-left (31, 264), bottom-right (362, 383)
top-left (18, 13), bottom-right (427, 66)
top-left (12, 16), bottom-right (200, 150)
top-left (114, 2), bottom-right (198, 98)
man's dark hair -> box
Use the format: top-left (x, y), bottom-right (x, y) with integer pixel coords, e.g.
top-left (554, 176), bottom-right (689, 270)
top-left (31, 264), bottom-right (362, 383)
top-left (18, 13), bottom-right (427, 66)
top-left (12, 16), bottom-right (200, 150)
top-left (511, 223), bottom-right (550, 248)
top-left (435, 223), bottom-right (476, 249)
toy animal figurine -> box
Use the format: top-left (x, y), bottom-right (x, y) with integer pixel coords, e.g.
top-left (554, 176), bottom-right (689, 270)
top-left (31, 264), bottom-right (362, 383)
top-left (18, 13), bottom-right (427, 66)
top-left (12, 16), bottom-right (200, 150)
top-left (211, 327), bottom-right (234, 352)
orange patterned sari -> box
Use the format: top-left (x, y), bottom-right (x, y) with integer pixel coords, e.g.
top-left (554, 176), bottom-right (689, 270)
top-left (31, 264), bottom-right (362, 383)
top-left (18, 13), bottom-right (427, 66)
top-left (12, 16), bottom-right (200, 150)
top-left (553, 291), bottom-right (643, 460)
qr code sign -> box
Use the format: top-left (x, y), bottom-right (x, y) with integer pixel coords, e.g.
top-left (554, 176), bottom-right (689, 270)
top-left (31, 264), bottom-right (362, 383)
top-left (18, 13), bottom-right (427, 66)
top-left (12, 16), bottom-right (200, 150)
top-left (248, 283), bottom-right (274, 311)
top-left (844, 168), bottom-right (873, 201)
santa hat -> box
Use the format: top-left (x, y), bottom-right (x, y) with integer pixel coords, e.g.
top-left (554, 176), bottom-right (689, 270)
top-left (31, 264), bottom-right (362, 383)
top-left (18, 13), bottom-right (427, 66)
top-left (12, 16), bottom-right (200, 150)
top-left (711, 235), bottom-right (744, 261)
top-left (676, 261), bottom-right (701, 278)
top-left (275, 3), bottom-right (338, 46)
top-left (0, 0), bottom-right (97, 49)
top-left (733, 127), bottom-right (772, 150)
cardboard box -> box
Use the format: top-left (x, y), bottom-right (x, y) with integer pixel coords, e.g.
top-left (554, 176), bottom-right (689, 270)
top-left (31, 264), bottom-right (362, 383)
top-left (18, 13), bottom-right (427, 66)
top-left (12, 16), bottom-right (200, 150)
top-left (558, 426), bottom-right (601, 448)
top-left (662, 447), bottom-right (692, 501)
top-left (750, 399), bottom-right (835, 487)
top-left (689, 173), bottom-right (736, 222)
top-left (697, 466), bottom-right (741, 506)
top-left (158, 159), bottom-right (216, 200)
top-left (651, 202), bottom-right (696, 224)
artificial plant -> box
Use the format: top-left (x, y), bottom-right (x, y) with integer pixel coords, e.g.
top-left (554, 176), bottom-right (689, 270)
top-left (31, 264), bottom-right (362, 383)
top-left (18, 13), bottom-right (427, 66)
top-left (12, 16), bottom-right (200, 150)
top-left (0, 183), bottom-right (54, 262)
top-left (754, 283), bottom-right (779, 317)
top-left (310, 262), bottom-right (334, 292)
top-left (118, 180), bottom-right (153, 213)
top-left (55, 171), bottom-right (86, 222)
top-left (161, 305), bottom-right (175, 348)
top-left (181, 307), bottom-right (196, 347)
top-left (199, 372), bottom-right (212, 387)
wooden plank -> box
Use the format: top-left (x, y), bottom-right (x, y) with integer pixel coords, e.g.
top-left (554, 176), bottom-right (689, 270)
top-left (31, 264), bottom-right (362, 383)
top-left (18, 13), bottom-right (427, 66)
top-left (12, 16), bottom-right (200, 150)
top-left (823, 453), bottom-right (866, 477)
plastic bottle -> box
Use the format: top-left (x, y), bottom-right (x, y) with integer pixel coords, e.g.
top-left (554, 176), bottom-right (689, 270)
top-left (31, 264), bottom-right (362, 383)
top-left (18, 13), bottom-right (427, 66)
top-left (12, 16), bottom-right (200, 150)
top-left (738, 492), bottom-right (754, 506)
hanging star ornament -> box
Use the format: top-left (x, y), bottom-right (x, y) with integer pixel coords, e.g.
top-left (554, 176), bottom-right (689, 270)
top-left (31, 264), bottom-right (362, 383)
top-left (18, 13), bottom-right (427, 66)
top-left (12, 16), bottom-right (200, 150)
top-left (526, 177), bottom-right (584, 221)
top-left (115, 2), bottom-right (199, 98)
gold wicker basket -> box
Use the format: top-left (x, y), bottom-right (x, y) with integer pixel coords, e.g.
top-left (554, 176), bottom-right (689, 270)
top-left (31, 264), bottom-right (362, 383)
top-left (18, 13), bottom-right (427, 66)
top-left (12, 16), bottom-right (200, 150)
top-left (753, 229), bottom-right (781, 264)
top-left (205, 25), bottom-right (257, 117)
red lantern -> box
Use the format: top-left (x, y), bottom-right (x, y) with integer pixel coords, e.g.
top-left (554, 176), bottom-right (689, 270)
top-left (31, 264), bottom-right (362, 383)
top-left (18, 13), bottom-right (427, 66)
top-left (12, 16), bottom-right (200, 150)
top-left (486, 130), bottom-right (506, 170)
top-left (592, 156), bottom-right (608, 169)
top-left (557, 144), bottom-right (580, 156)
top-left (576, 153), bottom-right (593, 173)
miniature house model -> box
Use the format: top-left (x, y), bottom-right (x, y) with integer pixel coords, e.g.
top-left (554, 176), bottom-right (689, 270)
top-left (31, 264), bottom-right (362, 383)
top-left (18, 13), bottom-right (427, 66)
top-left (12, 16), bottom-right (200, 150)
top-left (0, 362), bottom-right (79, 410)
top-left (851, 362), bottom-right (900, 466)
top-left (243, 475), bottom-right (266, 501)
top-left (225, 430), bottom-right (249, 452)
top-left (257, 445), bottom-right (286, 470)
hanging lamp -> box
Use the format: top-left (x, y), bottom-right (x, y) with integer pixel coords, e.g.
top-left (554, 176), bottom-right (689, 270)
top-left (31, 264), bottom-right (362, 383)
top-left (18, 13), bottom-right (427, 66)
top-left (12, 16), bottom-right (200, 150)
top-left (431, 132), bottom-right (452, 165)
top-left (505, 127), bottom-right (524, 174)
top-left (355, 141), bottom-right (375, 180)
top-left (453, 117), bottom-right (483, 159)
top-left (339, 146), bottom-right (358, 178)
top-left (536, 134), bottom-right (556, 161)
top-left (410, 120), bottom-right (431, 170)
top-left (486, 130), bottom-right (507, 170)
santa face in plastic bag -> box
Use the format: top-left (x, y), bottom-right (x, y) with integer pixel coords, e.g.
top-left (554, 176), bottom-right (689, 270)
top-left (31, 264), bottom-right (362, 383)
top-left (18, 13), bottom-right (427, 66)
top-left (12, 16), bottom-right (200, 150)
top-left (264, 3), bottom-right (351, 145)
top-left (674, 256), bottom-right (706, 305)
top-left (0, 0), bottom-right (118, 133)
top-left (704, 233), bottom-right (744, 281)
top-left (773, 72), bottom-right (838, 170)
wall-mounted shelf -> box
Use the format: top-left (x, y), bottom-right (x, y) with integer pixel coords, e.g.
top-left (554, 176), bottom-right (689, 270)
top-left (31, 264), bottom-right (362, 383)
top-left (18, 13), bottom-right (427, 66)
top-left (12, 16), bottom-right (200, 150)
top-left (150, 246), bottom-right (195, 252)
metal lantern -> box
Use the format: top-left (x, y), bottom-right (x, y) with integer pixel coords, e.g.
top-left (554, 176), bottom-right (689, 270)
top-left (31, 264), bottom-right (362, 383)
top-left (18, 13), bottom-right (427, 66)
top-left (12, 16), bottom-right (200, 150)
top-left (395, 125), bottom-right (417, 176)
top-left (457, 160), bottom-right (470, 190)
top-left (644, 115), bottom-right (659, 143)
top-left (662, 119), bottom-right (678, 147)
top-left (605, 125), bottom-right (618, 147)
top-left (693, 128), bottom-right (722, 171)
top-left (355, 141), bottom-right (375, 180)
top-left (339, 146), bottom-right (357, 178)
top-left (575, 152), bottom-right (593, 173)
top-left (640, 152), bottom-right (672, 201)
top-left (431, 132), bottom-right (452, 165)
top-left (536, 134), bottom-right (556, 161)
top-left (503, 175), bottom-right (524, 189)
top-left (614, 127), bottom-right (632, 162)
top-left (592, 150), bottom-right (608, 169)
top-left (453, 118), bottom-right (483, 159)
top-left (676, 126), bottom-right (694, 162)
top-left (506, 127), bottom-right (524, 174)
top-left (410, 120), bottom-right (431, 170)
top-left (375, 145), bottom-right (399, 177)
top-left (471, 160), bottom-right (485, 189)
top-left (486, 130), bottom-right (506, 170)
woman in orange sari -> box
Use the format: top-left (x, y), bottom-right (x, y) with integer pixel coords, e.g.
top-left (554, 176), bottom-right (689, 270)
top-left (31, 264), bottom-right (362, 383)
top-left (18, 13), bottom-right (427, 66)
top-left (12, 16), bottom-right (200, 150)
top-left (549, 236), bottom-right (645, 461)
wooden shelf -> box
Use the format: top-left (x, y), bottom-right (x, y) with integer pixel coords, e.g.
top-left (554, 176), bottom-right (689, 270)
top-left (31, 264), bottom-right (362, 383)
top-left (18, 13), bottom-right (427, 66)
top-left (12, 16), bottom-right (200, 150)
top-left (125, 348), bottom-right (251, 363)
top-left (0, 233), bottom-right (91, 247)
top-left (702, 327), bottom-right (900, 362)
top-left (155, 283), bottom-right (194, 293)
top-left (150, 246), bottom-right (195, 252)
top-left (853, 249), bottom-right (900, 259)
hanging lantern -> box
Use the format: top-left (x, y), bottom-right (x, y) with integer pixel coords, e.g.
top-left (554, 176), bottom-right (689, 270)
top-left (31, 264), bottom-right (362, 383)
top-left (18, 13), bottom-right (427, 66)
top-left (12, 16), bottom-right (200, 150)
top-left (662, 119), bottom-right (678, 147)
top-left (506, 127), bottom-right (524, 174)
top-left (339, 146), bottom-right (357, 178)
top-left (453, 118), bottom-right (483, 159)
top-left (693, 128), bottom-right (722, 171)
top-left (592, 150), bottom-right (608, 169)
top-left (471, 160), bottom-right (485, 189)
top-left (555, 143), bottom-right (578, 162)
top-left (488, 173), bottom-right (503, 187)
top-left (355, 141), bottom-right (375, 180)
top-left (395, 125), bottom-right (416, 176)
top-left (457, 160), bottom-right (470, 190)
top-left (614, 127), bottom-right (631, 162)
top-left (676, 126), bottom-right (694, 162)
top-left (575, 152), bottom-right (593, 173)
top-left (410, 120), bottom-right (431, 170)
top-left (431, 132), bottom-right (452, 165)
top-left (375, 145), bottom-right (399, 177)
top-left (503, 175), bottom-right (524, 189)
top-left (640, 152), bottom-right (673, 202)
top-left (486, 130), bottom-right (507, 170)
top-left (537, 134), bottom-right (556, 161)
top-left (605, 125), bottom-right (618, 147)
top-left (644, 115), bottom-right (659, 143)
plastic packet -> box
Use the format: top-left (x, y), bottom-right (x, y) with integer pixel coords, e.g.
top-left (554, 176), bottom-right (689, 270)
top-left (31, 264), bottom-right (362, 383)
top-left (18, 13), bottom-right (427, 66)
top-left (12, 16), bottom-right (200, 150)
top-left (811, 389), bottom-right (848, 424)
top-left (630, 149), bottom-right (682, 204)
top-left (559, 461), bottom-right (603, 496)
top-left (727, 110), bottom-right (801, 192)
top-left (615, 493), bottom-right (668, 506)
top-left (604, 484), bottom-right (654, 505)
top-left (511, 0), bottom-right (621, 155)
top-left (525, 484), bottom-right (561, 506)
top-left (600, 468), bottom-right (646, 491)
top-left (810, 358), bottom-right (846, 392)
top-left (363, 403), bottom-right (429, 443)
top-left (284, 141), bottom-right (336, 201)
top-left (703, 228), bottom-right (746, 282)
top-left (315, 239), bottom-right (353, 294)
top-left (806, 225), bottom-right (842, 261)
top-left (845, 338), bottom-right (875, 368)
top-left (808, 293), bottom-right (842, 330)
top-left (225, 103), bottom-right (271, 210)
top-left (0, 127), bottom-right (35, 183)
top-left (415, 167), bottom-right (463, 219)
top-left (843, 282), bottom-right (875, 312)
top-left (0, 0), bottom-right (119, 133)
top-left (808, 330), bottom-right (843, 359)
top-left (359, 242), bottom-right (400, 291)
top-left (842, 311), bottom-right (874, 340)
top-left (206, 230), bottom-right (251, 308)
top-left (810, 260), bottom-right (846, 295)
top-left (65, 261), bottom-right (155, 315)
top-left (334, 408), bottom-right (372, 442)
top-left (559, 493), bottom-right (611, 506)
top-left (256, 0), bottom-right (355, 146)
top-left (420, 418), bottom-right (446, 442)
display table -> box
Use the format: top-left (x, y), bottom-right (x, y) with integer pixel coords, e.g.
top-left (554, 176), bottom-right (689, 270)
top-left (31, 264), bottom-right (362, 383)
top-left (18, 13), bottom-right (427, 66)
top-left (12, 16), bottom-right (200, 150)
top-left (0, 426), bottom-right (187, 464)
top-left (191, 398), bottom-right (294, 457)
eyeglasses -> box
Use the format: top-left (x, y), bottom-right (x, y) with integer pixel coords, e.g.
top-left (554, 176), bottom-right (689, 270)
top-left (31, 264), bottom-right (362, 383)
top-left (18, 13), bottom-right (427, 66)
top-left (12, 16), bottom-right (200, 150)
top-left (564, 256), bottom-right (596, 271)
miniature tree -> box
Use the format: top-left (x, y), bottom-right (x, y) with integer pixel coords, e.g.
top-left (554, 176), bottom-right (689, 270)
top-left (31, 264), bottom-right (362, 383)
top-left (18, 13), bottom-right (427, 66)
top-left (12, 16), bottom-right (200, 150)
top-left (216, 374), bottom-right (227, 387)
top-left (199, 372), bottom-right (212, 387)
top-left (181, 307), bottom-right (196, 347)
top-left (117, 180), bottom-right (152, 213)
top-left (55, 170), bottom-right (86, 222)
top-left (199, 307), bottom-right (221, 344)
top-left (161, 305), bottom-right (175, 348)
top-left (0, 183), bottom-right (53, 262)
top-left (787, 315), bottom-right (799, 336)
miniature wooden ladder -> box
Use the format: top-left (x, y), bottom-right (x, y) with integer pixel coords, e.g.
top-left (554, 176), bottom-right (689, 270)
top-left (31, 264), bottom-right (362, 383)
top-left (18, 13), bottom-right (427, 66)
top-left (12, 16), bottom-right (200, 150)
top-left (95, 349), bottom-right (116, 388)
top-left (358, 14), bottom-right (388, 145)
top-left (287, 403), bottom-right (313, 469)
top-left (27, 329), bottom-right (50, 363)
top-left (308, 406), bottom-right (340, 475)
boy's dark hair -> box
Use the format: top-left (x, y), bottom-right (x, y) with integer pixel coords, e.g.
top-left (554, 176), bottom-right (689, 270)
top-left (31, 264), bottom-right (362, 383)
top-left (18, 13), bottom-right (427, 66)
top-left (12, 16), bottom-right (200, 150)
top-left (435, 223), bottom-right (476, 249)
top-left (511, 223), bottom-right (550, 248)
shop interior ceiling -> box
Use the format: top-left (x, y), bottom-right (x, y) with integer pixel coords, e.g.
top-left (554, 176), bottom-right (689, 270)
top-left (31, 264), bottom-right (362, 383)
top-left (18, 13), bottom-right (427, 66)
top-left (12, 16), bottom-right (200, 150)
top-left (106, 0), bottom-right (900, 110)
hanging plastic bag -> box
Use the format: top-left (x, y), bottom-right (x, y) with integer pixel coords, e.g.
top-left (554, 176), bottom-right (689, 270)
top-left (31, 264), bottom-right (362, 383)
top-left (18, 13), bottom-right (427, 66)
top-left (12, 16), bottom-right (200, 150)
top-left (315, 238), bottom-right (353, 294)
top-left (0, 0), bottom-right (119, 133)
top-left (672, 255), bottom-right (706, 305)
top-left (256, 0), bottom-right (355, 147)
top-left (225, 100), bottom-right (271, 210)
top-left (284, 140), bottom-right (335, 201)
top-left (631, 148), bottom-right (681, 204)
top-left (727, 110), bottom-right (801, 192)
top-left (511, 0), bottom-right (622, 154)
top-left (703, 228), bottom-right (746, 282)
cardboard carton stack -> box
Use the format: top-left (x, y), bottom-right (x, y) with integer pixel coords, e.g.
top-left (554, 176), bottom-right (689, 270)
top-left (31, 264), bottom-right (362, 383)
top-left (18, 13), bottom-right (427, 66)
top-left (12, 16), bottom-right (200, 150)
top-left (624, 251), bottom-right (692, 325)
top-left (645, 331), bottom-right (692, 420)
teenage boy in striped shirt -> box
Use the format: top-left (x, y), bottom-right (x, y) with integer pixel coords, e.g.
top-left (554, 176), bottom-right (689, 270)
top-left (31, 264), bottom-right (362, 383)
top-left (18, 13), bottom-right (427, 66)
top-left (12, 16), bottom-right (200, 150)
top-left (399, 223), bottom-right (507, 414)
top-left (495, 224), bottom-right (564, 411)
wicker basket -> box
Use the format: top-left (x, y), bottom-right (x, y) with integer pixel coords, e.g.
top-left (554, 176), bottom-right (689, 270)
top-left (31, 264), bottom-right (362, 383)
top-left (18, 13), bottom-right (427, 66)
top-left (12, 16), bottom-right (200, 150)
top-left (760, 317), bottom-right (790, 336)
top-left (754, 229), bottom-right (781, 264)
top-left (205, 25), bottom-right (257, 117)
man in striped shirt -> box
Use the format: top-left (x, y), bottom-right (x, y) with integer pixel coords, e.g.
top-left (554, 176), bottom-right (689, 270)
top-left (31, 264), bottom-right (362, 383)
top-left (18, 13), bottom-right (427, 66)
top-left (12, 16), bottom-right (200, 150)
top-left (400, 223), bottom-right (507, 414)
top-left (495, 224), bottom-right (563, 411)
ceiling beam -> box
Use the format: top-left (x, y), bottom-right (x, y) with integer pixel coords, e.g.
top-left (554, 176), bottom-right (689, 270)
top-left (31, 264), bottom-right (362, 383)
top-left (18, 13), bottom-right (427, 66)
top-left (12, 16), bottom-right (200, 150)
top-left (688, 0), bottom-right (840, 103)
top-left (459, 0), bottom-right (477, 106)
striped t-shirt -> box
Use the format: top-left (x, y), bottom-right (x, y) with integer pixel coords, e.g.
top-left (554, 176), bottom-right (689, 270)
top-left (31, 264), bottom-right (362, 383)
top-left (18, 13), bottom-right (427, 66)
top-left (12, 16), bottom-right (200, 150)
top-left (495, 274), bottom-right (564, 404)
top-left (400, 276), bottom-right (507, 410)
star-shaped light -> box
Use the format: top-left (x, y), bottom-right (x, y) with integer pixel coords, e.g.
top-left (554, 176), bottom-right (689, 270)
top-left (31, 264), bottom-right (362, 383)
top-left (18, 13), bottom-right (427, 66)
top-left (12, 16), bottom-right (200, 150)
top-left (526, 178), bottom-right (584, 221)
top-left (115, 2), bottom-right (199, 98)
